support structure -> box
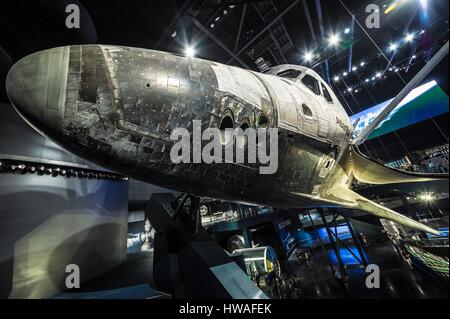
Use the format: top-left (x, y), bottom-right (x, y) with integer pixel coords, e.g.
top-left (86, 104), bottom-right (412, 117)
top-left (344, 217), bottom-right (369, 267)
top-left (308, 212), bottom-right (335, 276)
top-left (146, 193), bottom-right (267, 299)
top-left (319, 209), bottom-right (347, 277)
top-left (227, 0), bottom-right (301, 64)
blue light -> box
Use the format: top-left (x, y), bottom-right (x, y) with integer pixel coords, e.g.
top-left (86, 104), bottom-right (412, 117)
top-left (327, 246), bottom-right (369, 266)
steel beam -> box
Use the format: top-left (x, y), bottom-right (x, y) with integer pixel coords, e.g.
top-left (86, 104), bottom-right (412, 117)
top-left (227, 0), bottom-right (301, 64)
top-left (347, 16), bottom-right (355, 73)
top-left (308, 212), bottom-right (335, 276)
top-left (193, 0), bottom-right (270, 10)
top-left (191, 18), bottom-right (250, 68)
top-left (234, 4), bottom-right (248, 52)
top-left (319, 209), bottom-right (347, 276)
top-left (315, 0), bottom-right (331, 84)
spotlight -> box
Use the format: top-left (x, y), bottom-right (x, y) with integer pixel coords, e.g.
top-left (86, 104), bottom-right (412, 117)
top-left (348, 87), bottom-right (353, 92)
top-left (303, 51), bottom-right (315, 62)
top-left (404, 33), bottom-right (415, 43)
top-left (344, 28), bottom-right (351, 34)
top-left (389, 43), bottom-right (399, 52)
top-left (352, 66), bottom-right (358, 71)
top-left (419, 193), bottom-right (434, 202)
top-left (420, 0), bottom-right (428, 10)
top-left (412, 55), bottom-right (417, 59)
top-left (376, 72), bottom-right (382, 78)
top-left (184, 46), bottom-right (196, 58)
top-left (328, 33), bottom-right (341, 47)
top-left (334, 76), bottom-right (340, 82)
top-left (365, 79), bottom-right (370, 83)
top-left (343, 72), bottom-right (348, 77)
top-left (360, 61), bottom-right (365, 67)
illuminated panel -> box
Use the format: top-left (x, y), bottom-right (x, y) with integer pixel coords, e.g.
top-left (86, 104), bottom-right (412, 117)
top-left (351, 81), bottom-right (449, 140)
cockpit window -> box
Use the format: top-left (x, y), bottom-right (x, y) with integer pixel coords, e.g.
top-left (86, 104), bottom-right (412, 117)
top-left (277, 69), bottom-right (302, 79)
top-left (301, 75), bottom-right (321, 95)
top-left (321, 83), bottom-right (334, 103)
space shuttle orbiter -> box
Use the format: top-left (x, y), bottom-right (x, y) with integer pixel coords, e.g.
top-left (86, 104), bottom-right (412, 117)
top-left (5, 44), bottom-right (448, 235)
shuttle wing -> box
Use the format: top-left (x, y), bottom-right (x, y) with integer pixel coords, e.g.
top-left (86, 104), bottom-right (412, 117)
top-left (320, 183), bottom-right (441, 235)
top-left (349, 145), bottom-right (448, 185)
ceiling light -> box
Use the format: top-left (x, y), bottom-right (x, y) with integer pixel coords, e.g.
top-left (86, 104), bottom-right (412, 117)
top-left (303, 51), bottom-right (315, 62)
top-left (404, 33), bottom-right (415, 43)
top-left (360, 61), bottom-right (365, 67)
top-left (344, 28), bottom-right (351, 34)
top-left (420, 0), bottom-right (428, 10)
top-left (184, 46), bottom-right (196, 58)
top-left (334, 76), bottom-right (340, 82)
top-left (352, 66), bottom-right (358, 71)
top-left (328, 33), bottom-right (341, 46)
top-left (343, 72), bottom-right (348, 77)
top-left (389, 43), bottom-right (399, 52)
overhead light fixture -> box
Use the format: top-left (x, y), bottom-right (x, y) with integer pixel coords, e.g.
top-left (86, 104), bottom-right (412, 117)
top-left (376, 72), bottom-right (382, 78)
top-left (419, 193), bottom-right (434, 202)
top-left (404, 33), bottom-right (415, 43)
top-left (184, 46), bottom-right (196, 58)
top-left (328, 33), bottom-right (341, 47)
top-left (348, 87), bottom-right (353, 92)
top-left (412, 55), bottom-right (417, 59)
top-left (343, 72), bottom-right (348, 77)
top-left (303, 51), bottom-right (315, 62)
top-left (334, 76), bottom-right (340, 82)
top-left (420, 0), bottom-right (428, 10)
top-left (365, 78), bottom-right (370, 83)
top-left (389, 43), bottom-right (399, 52)
top-left (352, 66), bottom-right (358, 71)
top-left (360, 61), bottom-right (365, 67)
top-left (344, 28), bottom-right (351, 34)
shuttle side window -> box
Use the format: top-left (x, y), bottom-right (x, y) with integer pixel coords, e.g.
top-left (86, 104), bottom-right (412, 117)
top-left (301, 75), bottom-right (320, 96)
top-left (321, 83), bottom-right (334, 103)
top-left (277, 69), bottom-right (302, 79)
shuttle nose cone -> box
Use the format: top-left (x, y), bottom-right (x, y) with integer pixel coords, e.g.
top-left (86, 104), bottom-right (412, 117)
top-left (6, 47), bottom-right (70, 133)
